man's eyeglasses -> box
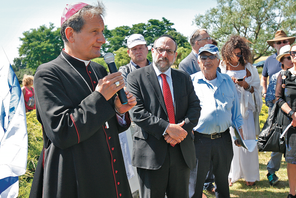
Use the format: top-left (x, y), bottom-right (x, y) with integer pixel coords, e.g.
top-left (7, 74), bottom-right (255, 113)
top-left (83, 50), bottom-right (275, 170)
top-left (154, 47), bottom-right (175, 55)
top-left (290, 51), bottom-right (296, 57)
top-left (275, 40), bottom-right (289, 45)
top-left (197, 37), bottom-right (212, 42)
top-left (200, 55), bottom-right (217, 60)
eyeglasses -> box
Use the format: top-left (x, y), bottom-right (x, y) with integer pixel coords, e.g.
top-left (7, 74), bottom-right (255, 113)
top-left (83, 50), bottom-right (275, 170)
top-left (200, 55), bottom-right (217, 60)
top-left (275, 40), bottom-right (289, 45)
top-left (290, 51), bottom-right (296, 57)
top-left (234, 53), bottom-right (242, 58)
top-left (154, 47), bottom-right (175, 55)
top-left (197, 37), bottom-right (212, 42)
top-left (282, 56), bottom-right (291, 60)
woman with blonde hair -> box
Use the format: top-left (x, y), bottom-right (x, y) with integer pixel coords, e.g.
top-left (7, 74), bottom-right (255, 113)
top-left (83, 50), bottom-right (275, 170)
top-left (22, 74), bottom-right (35, 112)
top-left (220, 35), bottom-right (262, 186)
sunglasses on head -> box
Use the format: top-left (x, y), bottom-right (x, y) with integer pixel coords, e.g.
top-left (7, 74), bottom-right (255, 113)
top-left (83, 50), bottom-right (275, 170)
top-left (200, 55), bottom-right (216, 60)
top-left (275, 40), bottom-right (288, 45)
top-left (290, 51), bottom-right (296, 57)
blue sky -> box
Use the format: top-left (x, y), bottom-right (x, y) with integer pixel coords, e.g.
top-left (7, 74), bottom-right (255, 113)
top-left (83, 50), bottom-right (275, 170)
top-left (0, 0), bottom-right (216, 67)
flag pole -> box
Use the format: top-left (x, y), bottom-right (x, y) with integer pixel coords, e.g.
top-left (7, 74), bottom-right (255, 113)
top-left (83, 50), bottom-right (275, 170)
top-left (1, 46), bottom-right (11, 65)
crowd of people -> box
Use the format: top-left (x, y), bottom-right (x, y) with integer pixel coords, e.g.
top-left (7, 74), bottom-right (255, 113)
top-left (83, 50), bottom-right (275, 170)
top-left (19, 1), bottom-right (296, 198)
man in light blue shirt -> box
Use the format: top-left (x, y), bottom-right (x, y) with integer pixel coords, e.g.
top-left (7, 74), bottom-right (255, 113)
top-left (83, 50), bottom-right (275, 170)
top-left (179, 29), bottom-right (216, 195)
top-left (189, 44), bottom-right (244, 198)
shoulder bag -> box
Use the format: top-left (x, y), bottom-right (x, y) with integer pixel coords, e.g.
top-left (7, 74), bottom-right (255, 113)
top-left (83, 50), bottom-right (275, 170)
top-left (257, 71), bottom-right (288, 153)
top-left (257, 100), bottom-right (286, 153)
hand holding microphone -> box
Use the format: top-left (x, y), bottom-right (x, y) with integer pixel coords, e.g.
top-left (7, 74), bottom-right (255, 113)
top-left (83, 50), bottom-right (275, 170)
top-left (103, 53), bottom-right (128, 105)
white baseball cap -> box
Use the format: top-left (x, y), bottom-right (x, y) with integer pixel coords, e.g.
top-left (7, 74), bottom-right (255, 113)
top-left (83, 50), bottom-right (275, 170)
top-left (127, 34), bottom-right (146, 48)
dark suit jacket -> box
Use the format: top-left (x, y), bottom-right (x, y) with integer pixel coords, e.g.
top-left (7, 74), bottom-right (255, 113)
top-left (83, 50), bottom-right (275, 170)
top-left (179, 51), bottom-right (200, 75)
top-left (127, 64), bottom-right (201, 170)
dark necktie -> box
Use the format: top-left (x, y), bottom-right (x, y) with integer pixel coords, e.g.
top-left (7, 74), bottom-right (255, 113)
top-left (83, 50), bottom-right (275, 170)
top-left (160, 74), bottom-right (175, 124)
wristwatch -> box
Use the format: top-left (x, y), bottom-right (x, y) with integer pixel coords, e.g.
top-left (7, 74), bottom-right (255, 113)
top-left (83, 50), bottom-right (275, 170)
top-left (262, 93), bottom-right (266, 97)
top-left (288, 110), bottom-right (295, 118)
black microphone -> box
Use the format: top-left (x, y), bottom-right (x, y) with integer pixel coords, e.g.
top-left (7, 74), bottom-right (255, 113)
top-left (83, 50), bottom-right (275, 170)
top-left (104, 53), bottom-right (128, 105)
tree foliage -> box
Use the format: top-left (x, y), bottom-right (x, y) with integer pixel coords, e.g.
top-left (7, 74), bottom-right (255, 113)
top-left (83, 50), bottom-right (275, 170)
top-left (19, 23), bottom-right (63, 70)
top-left (175, 47), bottom-right (191, 66)
top-left (11, 57), bottom-right (34, 84)
top-left (17, 19), bottom-right (189, 71)
top-left (113, 47), bottom-right (132, 67)
top-left (194, 0), bottom-right (296, 61)
top-left (103, 17), bottom-right (189, 53)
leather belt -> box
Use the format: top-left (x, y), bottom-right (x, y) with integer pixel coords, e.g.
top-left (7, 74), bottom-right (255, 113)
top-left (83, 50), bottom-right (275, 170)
top-left (194, 129), bottom-right (229, 139)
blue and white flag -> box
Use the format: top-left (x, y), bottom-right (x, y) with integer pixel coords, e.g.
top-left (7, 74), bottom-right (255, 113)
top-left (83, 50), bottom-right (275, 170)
top-left (0, 65), bottom-right (28, 198)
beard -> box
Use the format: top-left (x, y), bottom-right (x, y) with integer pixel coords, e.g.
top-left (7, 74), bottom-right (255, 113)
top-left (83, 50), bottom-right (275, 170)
top-left (153, 57), bottom-right (172, 72)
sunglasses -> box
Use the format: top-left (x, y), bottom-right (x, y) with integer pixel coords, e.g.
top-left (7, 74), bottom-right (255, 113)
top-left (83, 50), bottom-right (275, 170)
top-left (275, 40), bottom-right (288, 45)
top-left (290, 51), bottom-right (296, 57)
top-left (282, 56), bottom-right (291, 61)
top-left (234, 54), bottom-right (242, 58)
top-left (200, 55), bottom-right (216, 60)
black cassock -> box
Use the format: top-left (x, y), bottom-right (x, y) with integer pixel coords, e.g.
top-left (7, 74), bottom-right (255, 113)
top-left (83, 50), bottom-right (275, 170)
top-left (29, 51), bottom-right (132, 198)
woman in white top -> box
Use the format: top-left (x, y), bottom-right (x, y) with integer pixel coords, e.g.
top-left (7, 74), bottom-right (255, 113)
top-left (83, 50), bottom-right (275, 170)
top-left (220, 35), bottom-right (262, 186)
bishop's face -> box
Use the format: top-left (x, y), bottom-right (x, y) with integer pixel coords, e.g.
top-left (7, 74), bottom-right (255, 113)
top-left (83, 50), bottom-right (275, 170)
top-left (70, 14), bottom-right (106, 60)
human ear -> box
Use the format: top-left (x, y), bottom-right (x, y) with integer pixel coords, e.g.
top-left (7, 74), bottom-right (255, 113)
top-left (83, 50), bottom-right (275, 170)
top-left (65, 27), bottom-right (75, 43)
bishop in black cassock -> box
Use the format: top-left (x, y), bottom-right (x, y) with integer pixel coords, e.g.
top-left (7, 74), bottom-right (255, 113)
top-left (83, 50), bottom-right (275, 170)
top-left (29, 50), bottom-right (133, 198)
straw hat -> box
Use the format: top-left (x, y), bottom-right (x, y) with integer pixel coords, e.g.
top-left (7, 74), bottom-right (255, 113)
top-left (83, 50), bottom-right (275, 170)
top-left (267, 30), bottom-right (295, 47)
top-left (276, 45), bottom-right (291, 62)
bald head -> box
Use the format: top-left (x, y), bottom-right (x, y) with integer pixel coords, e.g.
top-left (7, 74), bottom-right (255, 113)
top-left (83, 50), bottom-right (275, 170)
top-left (152, 35), bottom-right (178, 72)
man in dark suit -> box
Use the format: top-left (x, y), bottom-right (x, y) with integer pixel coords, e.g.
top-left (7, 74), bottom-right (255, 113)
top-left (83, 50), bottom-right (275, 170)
top-left (179, 29), bottom-right (212, 75)
top-left (127, 35), bottom-right (201, 198)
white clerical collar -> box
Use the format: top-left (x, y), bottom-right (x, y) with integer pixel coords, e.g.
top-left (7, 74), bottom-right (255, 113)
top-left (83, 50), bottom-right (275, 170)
top-left (63, 49), bottom-right (91, 66)
top-left (73, 57), bottom-right (91, 67)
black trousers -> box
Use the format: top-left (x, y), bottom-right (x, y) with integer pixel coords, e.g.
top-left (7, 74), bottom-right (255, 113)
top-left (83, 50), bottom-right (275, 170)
top-left (191, 130), bottom-right (233, 198)
top-left (137, 144), bottom-right (190, 198)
